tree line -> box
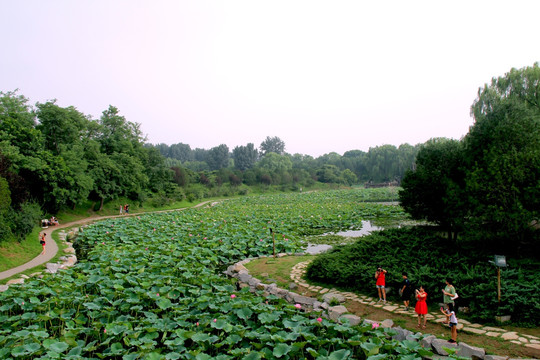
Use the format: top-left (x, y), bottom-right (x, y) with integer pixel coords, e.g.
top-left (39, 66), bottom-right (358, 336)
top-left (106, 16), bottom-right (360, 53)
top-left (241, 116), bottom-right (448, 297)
top-left (0, 92), bottom-right (418, 242)
top-left (154, 137), bottom-right (419, 187)
top-left (399, 63), bottom-right (539, 252)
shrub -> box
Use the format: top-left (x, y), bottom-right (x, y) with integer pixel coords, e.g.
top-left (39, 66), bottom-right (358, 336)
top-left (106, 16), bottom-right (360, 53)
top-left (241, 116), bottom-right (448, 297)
top-left (306, 227), bottom-right (540, 326)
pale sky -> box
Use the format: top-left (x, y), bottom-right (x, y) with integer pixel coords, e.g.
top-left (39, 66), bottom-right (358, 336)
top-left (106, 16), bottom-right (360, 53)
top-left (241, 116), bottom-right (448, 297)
top-left (2, 1), bottom-right (539, 157)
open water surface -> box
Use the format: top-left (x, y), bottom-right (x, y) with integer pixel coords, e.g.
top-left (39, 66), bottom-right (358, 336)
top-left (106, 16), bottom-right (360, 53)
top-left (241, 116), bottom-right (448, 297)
top-left (305, 220), bottom-right (383, 254)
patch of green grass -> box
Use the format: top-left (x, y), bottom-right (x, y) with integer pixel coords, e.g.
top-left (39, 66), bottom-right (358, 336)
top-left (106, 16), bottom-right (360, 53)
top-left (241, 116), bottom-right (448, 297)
top-left (0, 227), bottom-right (69, 284)
top-left (0, 227), bottom-right (42, 272)
top-left (244, 255), bottom-right (314, 289)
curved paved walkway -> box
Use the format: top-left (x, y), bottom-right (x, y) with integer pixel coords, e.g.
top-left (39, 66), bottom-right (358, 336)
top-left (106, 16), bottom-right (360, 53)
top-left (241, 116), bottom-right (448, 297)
top-left (0, 201), bottom-right (213, 281)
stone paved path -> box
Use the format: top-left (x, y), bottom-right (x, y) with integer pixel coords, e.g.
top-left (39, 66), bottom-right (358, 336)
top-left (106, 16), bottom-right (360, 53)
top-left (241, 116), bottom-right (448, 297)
top-left (290, 260), bottom-right (540, 353)
top-left (0, 226), bottom-right (60, 280)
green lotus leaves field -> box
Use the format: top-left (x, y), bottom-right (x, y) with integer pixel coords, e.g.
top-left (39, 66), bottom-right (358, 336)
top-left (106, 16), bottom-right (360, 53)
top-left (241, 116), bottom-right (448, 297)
top-left (1, 190), bottom-right (431, 359)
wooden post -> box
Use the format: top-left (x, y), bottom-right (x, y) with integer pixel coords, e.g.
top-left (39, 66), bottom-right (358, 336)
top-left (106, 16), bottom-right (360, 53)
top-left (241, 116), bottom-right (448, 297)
top-left (272, 231), bottom-right (276, 258)
top-left (497, 267), bottom-right (501, 306)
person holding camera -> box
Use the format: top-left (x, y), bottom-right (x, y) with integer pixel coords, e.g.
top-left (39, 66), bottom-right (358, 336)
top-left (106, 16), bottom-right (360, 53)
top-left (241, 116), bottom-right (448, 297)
top-left (415, 285), bottom-right (428, 329)
top-left (375, 266), bottom-right (387, 304)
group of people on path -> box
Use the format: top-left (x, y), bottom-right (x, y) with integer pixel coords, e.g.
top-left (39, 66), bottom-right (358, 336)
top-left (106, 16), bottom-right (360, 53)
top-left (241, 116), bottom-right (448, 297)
top-left (119, 204), bottom-right (130, 215)
top-left (375, 267), bottom-right (459, 343)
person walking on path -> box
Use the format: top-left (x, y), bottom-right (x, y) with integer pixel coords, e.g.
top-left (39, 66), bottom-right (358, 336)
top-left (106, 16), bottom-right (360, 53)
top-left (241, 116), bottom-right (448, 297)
top-left (39, 233), bottom-right (46, 255)
top-left (375, 266), bottom-right (387, 304)
top-left (441, 278), bottom-right (457, 323)
top-left (440, 303), bottom-right (458, 343)
top-left (400, 272), bottom-right (412, 311)
top-left (415, 286), bottom-right (428, 329)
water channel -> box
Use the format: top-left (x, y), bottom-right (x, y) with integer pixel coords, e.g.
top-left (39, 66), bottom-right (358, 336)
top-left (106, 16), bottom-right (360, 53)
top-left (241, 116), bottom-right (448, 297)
top-left (305, 220), bottom-right (384, 254)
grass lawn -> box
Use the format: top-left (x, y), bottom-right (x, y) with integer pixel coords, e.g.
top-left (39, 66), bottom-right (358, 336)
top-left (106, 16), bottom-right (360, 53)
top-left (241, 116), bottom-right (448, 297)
top-left (0, 227), bottom-right (42, 272)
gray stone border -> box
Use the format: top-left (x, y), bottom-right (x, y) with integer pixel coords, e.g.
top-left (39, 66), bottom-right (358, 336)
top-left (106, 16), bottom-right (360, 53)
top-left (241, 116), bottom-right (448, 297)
top-left (225, 254), bottom-right (538, 360)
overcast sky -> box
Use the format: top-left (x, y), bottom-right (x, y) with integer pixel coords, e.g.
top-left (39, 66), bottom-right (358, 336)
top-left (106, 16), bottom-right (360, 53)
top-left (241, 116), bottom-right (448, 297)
top-left (2, 1), bottom-right (539, 157)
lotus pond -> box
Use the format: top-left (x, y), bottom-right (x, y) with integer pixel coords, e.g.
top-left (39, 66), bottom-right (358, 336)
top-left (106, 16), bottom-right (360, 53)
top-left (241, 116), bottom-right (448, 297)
top-left (1, 189), bottom-right (435, 359)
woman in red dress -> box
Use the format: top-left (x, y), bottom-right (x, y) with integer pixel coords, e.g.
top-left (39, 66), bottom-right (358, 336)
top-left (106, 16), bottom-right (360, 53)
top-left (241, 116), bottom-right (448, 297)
top-left (415, 286), bottom-right (428, 329)
top-left (374, 267), bottom-right (387, 304)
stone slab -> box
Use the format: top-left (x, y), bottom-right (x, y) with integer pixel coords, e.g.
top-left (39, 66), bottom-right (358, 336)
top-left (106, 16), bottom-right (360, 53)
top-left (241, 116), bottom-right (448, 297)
top-left (483, 326), bottom-right (504, 332)
top-left (501, 332), bottom-right (519, 341)
top-left (485, 332), bottom-right (501, 337)
top-left (525, 343), bottom-right (540, 350)
top-left (463, 327), bottom-right (486, 335)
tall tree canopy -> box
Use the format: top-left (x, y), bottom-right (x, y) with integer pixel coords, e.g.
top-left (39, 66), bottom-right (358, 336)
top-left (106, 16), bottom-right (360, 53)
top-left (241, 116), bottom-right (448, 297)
top-left (260, 136), bottom-right (285, 155)
top-left (465, 63), bottom-right (540, 247)
top-left (400, 63), bottom-right (539, 251)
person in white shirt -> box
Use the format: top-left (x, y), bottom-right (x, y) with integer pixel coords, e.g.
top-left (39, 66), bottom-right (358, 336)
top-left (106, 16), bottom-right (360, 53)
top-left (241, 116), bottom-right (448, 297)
top-left (440, 303), bottom-right (458, 343)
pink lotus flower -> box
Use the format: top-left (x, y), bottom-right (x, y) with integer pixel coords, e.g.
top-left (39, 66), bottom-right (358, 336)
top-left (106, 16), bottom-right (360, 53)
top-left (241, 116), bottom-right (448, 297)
top-left (196, 322), bottom-right (199, 326)
top-left (106, 231), bottom-right (109, 234)
top-left (230, 294), bottom-right (236, 299)
top-left (145, 247), bottom-right (148, 251)
top-left (372, 322), bottom-right (380, 329)
top-left (156, 293), bottom-right (159, 296)
top-left (317, 317), bottom-right (322, 322)
top-left (104, 329), bottom-right (107, 333)
top-left (295, 304), bottom-right (301, 309)
top-left (153, 228), bottom-right (156, 231)
top-left (21, 302), bottom-right (24, 306)
top-left (213, 319), bottom-right (217, 322)
top-left (102, 242), bottom-right (105, 245)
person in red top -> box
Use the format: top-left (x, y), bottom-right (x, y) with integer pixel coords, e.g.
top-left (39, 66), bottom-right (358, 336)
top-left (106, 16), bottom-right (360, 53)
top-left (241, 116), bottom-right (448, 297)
top-left (40, 233), bottom-right (46, 255)
top-left (374, 267), bottom-right (387, 304)
top-left (415, 286), bottom-right (428, 329)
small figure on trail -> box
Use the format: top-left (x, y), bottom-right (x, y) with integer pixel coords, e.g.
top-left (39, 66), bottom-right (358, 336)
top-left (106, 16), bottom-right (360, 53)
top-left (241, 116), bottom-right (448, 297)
top-left (40, 233), bottom-right (46, 255)
top-left (440, 303), bottom-right (458, 343)
top-left (441, 278), bottom-right (457, 323)
top-left (400, 272), bottom-right (412, 311)
top-left (374, 266), bottom-right (387, 304)
top-left (119, 205), bottom-right (123, 215)
top-left (415, 285), bottom-right (428, 329)
top-left (124, 204), bottom-right (129, 214)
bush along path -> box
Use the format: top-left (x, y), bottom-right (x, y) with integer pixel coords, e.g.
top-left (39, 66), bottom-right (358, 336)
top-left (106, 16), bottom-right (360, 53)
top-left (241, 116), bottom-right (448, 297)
top-left (226, 256), bottom-right (540, 359)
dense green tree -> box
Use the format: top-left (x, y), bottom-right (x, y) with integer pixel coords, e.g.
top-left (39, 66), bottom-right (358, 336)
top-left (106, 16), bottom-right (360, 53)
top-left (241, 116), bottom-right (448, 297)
top-left (0, 176), bottom-right (10, 216)
top-left (316, 164), bottom-right (341, 183)
top-left (169, 143), bottom-right (193, 163)
top-left (35, 101), bottom-right (90, 155)
top-left (257, 152), bottom-right (292, 173)
top-left (399, 138), bottom-right (465, 240)
top-left (341, 169), bottom-right (358, 185)
top-left (364, 145), bottom-right (399, 182)
top-left (98, 105), bottom-right (145, 156)
top-left (260, 136), bottom-right (285, 155)
top-left (465, 63), bottom-right (539, 248)
top-left (206, 144), bottom-right (230, 170)
top-left (232, 143), bottom-right (259, 171)
top-left (143, 146), bottom-right (174, 193)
